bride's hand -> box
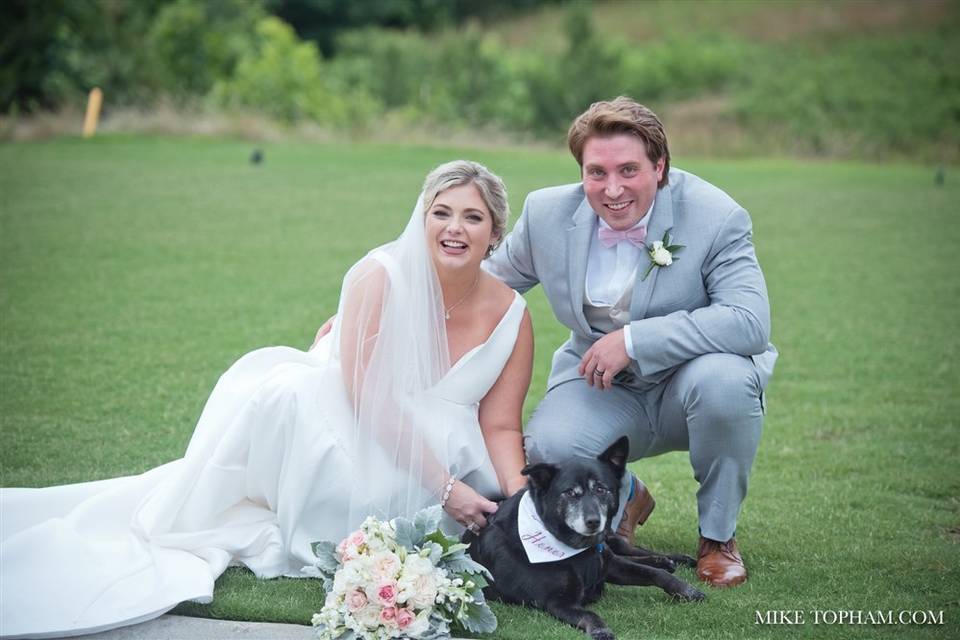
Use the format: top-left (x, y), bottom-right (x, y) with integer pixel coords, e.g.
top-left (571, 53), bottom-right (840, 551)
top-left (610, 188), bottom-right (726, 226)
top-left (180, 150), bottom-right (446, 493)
top-left (443, 481), bottom-right (498, 532)
top-left (310, 315), bottom-right (336, 349)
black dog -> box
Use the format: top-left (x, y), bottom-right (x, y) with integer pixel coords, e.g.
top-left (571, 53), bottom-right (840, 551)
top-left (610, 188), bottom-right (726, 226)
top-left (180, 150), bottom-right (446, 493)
top-left (464, 437), bottom-right (704, 640)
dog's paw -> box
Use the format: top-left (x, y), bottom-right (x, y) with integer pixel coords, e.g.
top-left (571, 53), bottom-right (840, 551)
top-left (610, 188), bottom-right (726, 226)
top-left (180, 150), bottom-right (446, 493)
top-left (590, 627), bottom-right (616, 640)
top-left (647, 556), bottom-right (677, 573)
top-left (673, 583), bottom-right (707, 602)
top-left (670, 553), bottom-right (697, 568)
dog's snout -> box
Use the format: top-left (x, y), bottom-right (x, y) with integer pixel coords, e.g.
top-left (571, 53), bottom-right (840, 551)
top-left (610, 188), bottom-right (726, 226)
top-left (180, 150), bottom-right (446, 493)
top-left (568, 497), bottom-right (608, 537)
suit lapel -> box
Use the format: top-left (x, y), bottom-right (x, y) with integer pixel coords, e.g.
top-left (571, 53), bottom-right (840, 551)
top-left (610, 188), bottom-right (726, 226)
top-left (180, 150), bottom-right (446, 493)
top-left (630, 187), bottom-right (674, 321)
top-left (567, 198), bottom-right (597, 336)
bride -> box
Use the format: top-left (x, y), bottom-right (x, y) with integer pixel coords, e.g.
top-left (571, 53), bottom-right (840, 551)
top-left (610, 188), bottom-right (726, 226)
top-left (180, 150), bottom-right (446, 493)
top-left (0, 160), bottom-right (533, 639)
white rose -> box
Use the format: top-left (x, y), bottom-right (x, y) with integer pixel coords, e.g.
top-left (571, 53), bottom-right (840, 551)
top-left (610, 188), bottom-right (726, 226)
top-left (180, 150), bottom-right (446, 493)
top-left (651, 241), bottom-right (673, 266)
top-left (407, 573), bottom-right (438, 609)
top-left (370, 550), bottom-right (401, 581)
top-left (403, 554), bottom-right (435, 578)
top-left (354, 555), bottom-right (376, 578)
top-left (334, 559), bottom-right (369, 596)
top-left (353, 603), bottom-right (382, 630)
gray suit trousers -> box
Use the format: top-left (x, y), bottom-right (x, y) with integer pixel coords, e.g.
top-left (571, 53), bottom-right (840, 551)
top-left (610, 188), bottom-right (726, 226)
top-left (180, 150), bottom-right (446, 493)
top-left (524, 352), bottom-right (763, 542)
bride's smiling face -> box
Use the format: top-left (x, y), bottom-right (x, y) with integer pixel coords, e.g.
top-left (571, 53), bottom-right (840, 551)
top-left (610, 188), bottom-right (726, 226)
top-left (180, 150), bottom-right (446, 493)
top-left (425, 183), bottom-right (496, 273)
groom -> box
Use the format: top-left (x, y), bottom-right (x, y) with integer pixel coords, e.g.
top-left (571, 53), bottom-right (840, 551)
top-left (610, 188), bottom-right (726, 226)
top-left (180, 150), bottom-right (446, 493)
top-left (484, 96), bottom-right (777, 587)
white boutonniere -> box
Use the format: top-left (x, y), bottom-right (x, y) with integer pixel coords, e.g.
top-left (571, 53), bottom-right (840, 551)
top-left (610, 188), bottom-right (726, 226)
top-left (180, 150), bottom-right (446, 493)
top-left (641, 230), bottom-right (684, 281)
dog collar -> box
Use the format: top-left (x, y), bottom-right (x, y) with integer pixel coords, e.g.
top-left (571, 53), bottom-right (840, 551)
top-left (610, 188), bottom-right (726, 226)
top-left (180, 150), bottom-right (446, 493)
top-left (517, 492), bottom-right (591, 564)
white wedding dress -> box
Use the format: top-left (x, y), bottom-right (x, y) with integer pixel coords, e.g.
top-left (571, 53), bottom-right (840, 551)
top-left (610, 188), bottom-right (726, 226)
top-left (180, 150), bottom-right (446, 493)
top-left (0, 277), bottom-right (525, 640)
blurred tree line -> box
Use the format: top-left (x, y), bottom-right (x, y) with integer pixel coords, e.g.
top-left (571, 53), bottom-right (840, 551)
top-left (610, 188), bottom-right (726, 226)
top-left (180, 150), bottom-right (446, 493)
top-left (0, 0), bottom-right (557, 113)
top-left (1, 0), bottom-right (957, 158)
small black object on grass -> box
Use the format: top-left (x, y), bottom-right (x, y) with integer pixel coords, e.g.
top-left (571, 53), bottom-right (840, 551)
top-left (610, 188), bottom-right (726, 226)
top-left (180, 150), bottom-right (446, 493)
top-left (250, 149), bottom-right (264, 166)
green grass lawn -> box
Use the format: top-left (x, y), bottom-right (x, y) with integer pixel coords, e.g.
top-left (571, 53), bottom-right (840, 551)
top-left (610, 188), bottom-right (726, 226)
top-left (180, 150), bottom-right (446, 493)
top-left (1, 136), bottom-right (958, 639)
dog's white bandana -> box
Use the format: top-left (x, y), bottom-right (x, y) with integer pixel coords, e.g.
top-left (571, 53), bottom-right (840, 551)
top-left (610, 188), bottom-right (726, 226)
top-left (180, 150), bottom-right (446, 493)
top-left (518, 492), bottom-right (590, 563)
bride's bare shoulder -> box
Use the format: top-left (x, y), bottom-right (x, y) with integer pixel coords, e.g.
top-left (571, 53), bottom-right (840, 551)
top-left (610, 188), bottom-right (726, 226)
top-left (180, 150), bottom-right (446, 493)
top-left (479, 272), bottom-right (519, 313)
top-left (348, 254), bottom-right (398, 288)
top-left (340, 257), bottom-right (392, 311)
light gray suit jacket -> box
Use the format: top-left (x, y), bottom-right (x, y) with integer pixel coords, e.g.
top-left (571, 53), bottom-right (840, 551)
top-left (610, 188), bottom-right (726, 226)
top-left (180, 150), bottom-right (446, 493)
top-left (485, 168), bottom-right (777, 394)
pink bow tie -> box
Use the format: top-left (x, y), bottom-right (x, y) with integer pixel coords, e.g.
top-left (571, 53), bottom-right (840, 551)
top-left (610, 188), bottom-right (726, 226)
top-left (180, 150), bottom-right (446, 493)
top-left (598, 225), bottom-right (647, 249)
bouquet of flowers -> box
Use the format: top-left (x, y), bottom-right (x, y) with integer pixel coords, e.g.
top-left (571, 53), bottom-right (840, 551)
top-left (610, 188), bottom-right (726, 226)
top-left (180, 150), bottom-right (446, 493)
top-left (305, 505), bottom-right (496, 640)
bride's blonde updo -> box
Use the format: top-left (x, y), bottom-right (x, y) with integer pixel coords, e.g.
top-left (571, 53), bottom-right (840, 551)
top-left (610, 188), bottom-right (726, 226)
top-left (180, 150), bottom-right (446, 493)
top-left (420, 160), bottom-right (510, 256)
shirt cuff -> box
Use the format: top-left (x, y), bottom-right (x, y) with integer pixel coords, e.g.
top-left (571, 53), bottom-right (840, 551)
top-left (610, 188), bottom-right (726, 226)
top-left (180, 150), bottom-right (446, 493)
top-left (623, 325), bottom-right (636, 360)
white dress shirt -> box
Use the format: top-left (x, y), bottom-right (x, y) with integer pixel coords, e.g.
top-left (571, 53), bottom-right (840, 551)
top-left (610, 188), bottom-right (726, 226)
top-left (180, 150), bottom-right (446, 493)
top-left (585, 201), bottom-right (654, 360)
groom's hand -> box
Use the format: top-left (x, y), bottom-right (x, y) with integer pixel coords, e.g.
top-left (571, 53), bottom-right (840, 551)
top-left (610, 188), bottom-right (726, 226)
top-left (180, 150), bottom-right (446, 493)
top-left (579, 329), bottom-right (631, 391)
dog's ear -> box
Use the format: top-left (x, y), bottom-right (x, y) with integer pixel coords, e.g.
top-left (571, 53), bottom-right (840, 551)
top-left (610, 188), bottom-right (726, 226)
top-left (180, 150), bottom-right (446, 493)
top-left (522, 463), bottom-right (558, 492)
top-left (598, 436), bottom-right (629, 475)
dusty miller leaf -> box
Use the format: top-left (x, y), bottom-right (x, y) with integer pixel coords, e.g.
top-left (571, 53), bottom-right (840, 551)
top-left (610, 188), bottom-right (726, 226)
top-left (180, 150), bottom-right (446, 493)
top-left (457, 601), bottom-right (497, 634)
top-left (392, 517), bottom-right (418, 550)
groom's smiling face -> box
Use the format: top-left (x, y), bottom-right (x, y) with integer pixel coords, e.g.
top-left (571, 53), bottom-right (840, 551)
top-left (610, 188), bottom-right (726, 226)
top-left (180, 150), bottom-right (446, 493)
top-left (582, 134), bottom-right (665, 231)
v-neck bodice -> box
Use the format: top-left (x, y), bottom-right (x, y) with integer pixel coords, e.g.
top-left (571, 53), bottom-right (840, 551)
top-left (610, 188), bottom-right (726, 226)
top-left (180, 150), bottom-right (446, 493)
top-left (429, 291), bottom-right (525, 405)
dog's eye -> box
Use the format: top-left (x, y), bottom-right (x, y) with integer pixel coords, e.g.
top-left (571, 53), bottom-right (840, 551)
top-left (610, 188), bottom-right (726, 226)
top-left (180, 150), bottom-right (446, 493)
top-left (594, 485), bottom-right (611, 495)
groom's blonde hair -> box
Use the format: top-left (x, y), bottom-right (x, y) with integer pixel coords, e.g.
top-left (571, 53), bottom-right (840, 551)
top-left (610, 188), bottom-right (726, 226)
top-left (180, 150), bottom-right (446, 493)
top-left (568, 96), bottom-right (671, 188)
top-left (421, 160), bottom-right (510, 256)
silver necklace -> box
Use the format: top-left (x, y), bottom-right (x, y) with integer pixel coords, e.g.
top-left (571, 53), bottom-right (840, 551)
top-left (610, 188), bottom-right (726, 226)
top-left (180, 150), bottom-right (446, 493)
top-left (444, 275), bottom-right (480, 320)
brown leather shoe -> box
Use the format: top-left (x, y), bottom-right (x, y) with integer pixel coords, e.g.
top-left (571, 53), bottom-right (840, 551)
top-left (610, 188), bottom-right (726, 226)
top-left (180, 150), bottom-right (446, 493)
top-left (614, 475), bottom-right (655, 545)
top-left (696, 536), bottom-right (747, 587)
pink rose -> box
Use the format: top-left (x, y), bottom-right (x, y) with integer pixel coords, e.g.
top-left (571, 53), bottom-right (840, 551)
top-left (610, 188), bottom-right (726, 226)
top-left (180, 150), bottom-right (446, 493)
top-left (336, 530), bottom-right (364, 552)
top-left (346, 589), bottom-right (368, 612)
top-left (379, 606), bottom-right (398, 626)
top-left (336, 530), bottom-right (366, 560)
top-left (396, 607), bottom-right (415, 630)
top-left (377, 582), bottom-right (398, 606)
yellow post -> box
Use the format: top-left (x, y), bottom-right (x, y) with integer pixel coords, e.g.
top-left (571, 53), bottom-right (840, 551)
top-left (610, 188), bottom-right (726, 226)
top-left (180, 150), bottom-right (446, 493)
top-left (82, 87), bottom-right (103, 138)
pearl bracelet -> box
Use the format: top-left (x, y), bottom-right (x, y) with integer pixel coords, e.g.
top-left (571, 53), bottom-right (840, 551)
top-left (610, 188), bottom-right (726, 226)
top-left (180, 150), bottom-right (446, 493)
top-left (440, 474), bottom-right (457, 508)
